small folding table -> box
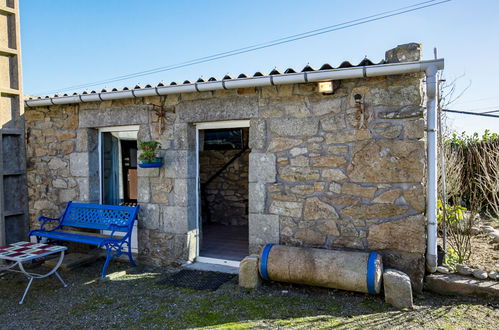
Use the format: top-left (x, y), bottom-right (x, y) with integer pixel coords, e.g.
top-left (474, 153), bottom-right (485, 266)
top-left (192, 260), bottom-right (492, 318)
top-left (0, 241), bottom-right (68, 304)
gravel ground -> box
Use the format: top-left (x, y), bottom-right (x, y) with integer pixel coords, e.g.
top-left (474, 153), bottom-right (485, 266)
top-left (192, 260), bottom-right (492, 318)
top-left (1, 259), bottom-right (498, 329)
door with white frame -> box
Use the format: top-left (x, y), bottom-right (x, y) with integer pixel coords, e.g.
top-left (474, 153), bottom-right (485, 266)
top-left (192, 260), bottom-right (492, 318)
top-left (195, 120), bottom-right (251, 267)
top-left (98, 125), bottom-right (139, 253)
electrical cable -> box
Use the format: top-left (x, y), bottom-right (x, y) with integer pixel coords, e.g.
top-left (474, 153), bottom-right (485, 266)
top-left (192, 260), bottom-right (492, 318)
top-left (36, 0), bottom-right (451, 95)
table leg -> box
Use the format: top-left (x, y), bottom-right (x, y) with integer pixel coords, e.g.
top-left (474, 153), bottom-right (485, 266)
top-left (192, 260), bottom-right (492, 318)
top-left (19, 277), bottom-right (33, 305)
top-left (54, 271), bottom-right (68, 288)
top-left (16, 251), bottom-right (68, 304)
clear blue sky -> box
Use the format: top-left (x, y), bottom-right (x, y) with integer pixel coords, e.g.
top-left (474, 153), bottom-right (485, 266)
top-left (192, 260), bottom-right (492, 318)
top-left (19, 0), bottom-right (499, 134)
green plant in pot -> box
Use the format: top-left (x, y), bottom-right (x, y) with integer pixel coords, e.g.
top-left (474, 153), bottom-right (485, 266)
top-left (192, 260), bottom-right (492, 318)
top-left (138, 140), bottom-right (163, 168)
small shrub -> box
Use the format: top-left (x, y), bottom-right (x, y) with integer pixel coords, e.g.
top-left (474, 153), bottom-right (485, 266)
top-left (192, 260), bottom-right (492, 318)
top-left (138, 140), bottom-right (161, 163)
top-left (437, 200), bottom-right (472, 264)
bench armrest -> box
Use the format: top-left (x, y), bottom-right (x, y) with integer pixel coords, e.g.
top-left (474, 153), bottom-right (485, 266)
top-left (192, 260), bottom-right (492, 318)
top-left (37, 216), bottom-right (61, 231)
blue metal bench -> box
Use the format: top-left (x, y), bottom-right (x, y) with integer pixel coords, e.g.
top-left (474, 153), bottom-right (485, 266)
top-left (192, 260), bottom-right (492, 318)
top-left (29, 201), bottom-right (140, 278)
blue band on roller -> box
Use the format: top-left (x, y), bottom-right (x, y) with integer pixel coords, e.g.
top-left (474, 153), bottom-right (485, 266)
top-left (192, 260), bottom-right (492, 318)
top-left (260, 243), bottom-right (274, 281)
top-left (366, 252), bottom-right (378, 294)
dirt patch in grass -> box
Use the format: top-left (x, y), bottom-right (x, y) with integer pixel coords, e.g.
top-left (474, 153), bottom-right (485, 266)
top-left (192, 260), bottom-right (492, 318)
top-left (0, 259), bottom-right (498, 329)
top-left (468, 219), bottom-right (499, 272)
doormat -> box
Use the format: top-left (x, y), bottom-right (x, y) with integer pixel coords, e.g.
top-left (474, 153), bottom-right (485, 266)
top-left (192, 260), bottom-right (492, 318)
top-left (158, 269), bottom-right (236, 291)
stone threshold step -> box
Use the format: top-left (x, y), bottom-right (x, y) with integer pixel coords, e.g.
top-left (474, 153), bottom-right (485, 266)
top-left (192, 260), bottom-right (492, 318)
top-left (425, 273), bottom-right (499, 298)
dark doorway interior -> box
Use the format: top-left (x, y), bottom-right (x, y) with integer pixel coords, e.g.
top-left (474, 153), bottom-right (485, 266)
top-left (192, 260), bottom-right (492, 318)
top-left (199, 127), bottom-right (250, 261)
top-left (101, 132), bottom-right (137, 205)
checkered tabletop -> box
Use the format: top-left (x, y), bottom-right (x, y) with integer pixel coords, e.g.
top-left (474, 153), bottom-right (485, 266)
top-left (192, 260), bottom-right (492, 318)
top-left (0, 241), bottom-right (67, 262)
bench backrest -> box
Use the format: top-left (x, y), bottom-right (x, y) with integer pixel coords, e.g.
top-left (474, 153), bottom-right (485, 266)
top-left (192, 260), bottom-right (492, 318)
top-left (60, 202), bottom-right (140, 233)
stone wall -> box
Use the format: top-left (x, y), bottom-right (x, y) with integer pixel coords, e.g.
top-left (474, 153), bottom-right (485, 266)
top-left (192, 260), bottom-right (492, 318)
top-left (25, 43), bottom-right (428, 291)
top-left (200, 148), bottom-right (249, 226)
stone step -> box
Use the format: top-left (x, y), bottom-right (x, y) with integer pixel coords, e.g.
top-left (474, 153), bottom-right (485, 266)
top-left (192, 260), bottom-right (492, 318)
top-left (44, 252), bottom-right (98, 271)
top-left (425, 273), bottom-right (499, 298)
top-left (182, 262), bottom-right (239, 274)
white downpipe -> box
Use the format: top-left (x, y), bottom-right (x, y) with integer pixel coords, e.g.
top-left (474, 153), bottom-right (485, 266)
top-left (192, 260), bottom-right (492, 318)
top-left (24, 59), bottom-right (444, 108)
top-left (425, 65), bottom-right (439, 273)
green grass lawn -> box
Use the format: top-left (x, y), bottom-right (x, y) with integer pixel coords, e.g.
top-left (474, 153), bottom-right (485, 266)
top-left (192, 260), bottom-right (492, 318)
top-left (0, 261), bottom-right (497, 329)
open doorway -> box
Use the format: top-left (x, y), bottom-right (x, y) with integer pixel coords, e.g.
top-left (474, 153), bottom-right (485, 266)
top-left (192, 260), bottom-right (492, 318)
top-left (99, 126), bottom-right (139, 252)
top-left (197, 124), bottom-right (250, 262)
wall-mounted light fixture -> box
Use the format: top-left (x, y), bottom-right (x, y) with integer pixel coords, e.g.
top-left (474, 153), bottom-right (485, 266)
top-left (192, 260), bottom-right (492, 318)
top-left (318, 81), bottom-right (334, 94)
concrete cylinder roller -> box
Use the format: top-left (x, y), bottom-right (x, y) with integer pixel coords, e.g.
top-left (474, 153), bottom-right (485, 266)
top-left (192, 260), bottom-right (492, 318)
top-left (259, 244), bottom-right (383, 294)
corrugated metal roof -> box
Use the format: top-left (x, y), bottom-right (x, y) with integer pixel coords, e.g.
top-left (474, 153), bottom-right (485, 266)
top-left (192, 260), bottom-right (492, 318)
top-left (28, 59), bottom-right (386, 100)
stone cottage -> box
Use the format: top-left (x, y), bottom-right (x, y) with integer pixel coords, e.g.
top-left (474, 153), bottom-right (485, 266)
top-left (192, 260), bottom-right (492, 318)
top-left (24, 43), bottom-right (444, 292)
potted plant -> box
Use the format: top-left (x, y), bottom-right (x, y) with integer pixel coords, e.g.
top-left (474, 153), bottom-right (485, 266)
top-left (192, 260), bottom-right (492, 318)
top-left (138, 140), bottom-right (163, 168)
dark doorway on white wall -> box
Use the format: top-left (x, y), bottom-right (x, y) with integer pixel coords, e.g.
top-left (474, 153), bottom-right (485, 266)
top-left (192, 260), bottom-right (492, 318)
top-left (196, 122), bottom-right (250, 263)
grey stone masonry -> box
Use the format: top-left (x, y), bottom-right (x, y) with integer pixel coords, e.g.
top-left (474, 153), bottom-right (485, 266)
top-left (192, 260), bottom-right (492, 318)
top-left (25, 43), bottom-right (428, 289)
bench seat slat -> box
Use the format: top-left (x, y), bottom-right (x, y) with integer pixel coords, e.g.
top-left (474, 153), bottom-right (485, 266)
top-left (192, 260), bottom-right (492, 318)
top-left (30, 230), bottom-right (108, 246)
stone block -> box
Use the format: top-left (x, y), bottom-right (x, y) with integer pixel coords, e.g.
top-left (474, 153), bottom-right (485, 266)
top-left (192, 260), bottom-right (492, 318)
top-left (239, 255), bottom-right (261, 289)
top-left (161, 206), bottom-right (188, 234)
top-left (321, 115), bottom-right (346, 131)
top-left (269, 201), bottom-right (303, 218)
top-left (377, 105), bottom-right (424, 119)
top-left (347, 140), bottom-right (425, 183)
top-left (177, 96), bottom-right (258, 122)
top-left (267, 138), bottom-right (303, 152)
top-left (139, 203), bottom-right (161, 230)
top-left (383, 269), bottom-right (413, 309)
top-left (69, 153), bottom-right (89, 177)
top-left (321, 169), bottom-right (347, 182)
top-left (76, 128), bottom-right (98, 152)
top-left (173, 178), bottom-right (196, 207)
top-left (249, 182), bottom-right (266, 214)
top-left (341, 183), bottom-right (377, 199)
top-left (58, 188), bottom-right (78, 202)
top-left (137, 177), bottom-right (150, 203)
top-left (303, 197), bottom-right (339, 220)
top-left (279, 166), bottom-right (320, 182)
top-left (385, 43), bottom-right (422, 63)
top-left (150, 177), bottom-right (173, 204)
top-left (173, 123), bottom-right (195, 150)
top-left (48, 158), bottom-right (67, 170)
top-left (163, 150), bottom-right (177, 178)
top-left (249, 214), bottom-right (280, 253)
top-left (367, 215), bottom-right (424, 253)
top-left (269, 117), bottom-right (319, 136)
top-left (379, 251), bottom-right (425, 292)
top-left (173, 150), bottom-right (196, 179)
top-left (373, 189), bottom-right (401, 204)
top-left (425, 274), bottom-right (499, 298)
top-left (309, 97), bottom-right (344, 116)
top-left (295, 228), bottom-right (326, 245)
top-left (260, 102), bottom-right (310, 118)
top-left (137, 167), bottom-right (160, 177)
top-left (311, 156), bottom-right (346, 168)
top-left (404, 185), bottom-right (425, 212)
top-left (249, 152), bottom-right (276, 183)
top-left (341, 204), bottom-right (408, 219)
top-left (405, 119), bottom-right (425, 139)
top-left (79, 106), bottom-right (149, 128)
top-left (249, 118), bottom-right (266, 151)
top-left (76, 177), bottom-right (90, 201)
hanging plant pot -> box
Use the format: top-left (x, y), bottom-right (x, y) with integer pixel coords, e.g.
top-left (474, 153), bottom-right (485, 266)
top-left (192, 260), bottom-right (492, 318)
top-left (138, 140), bottom-right (163, 168)
top-left (139, 157), bottom-right (163, 168)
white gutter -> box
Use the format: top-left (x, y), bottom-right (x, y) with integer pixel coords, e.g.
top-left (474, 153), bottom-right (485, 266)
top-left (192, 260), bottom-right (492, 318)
top-left (425, 64), bottom-right (439, 273)
top-left (24, 59), bottom-right (444, 108)
top-left (24, 58), bottom-right (444, 273)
